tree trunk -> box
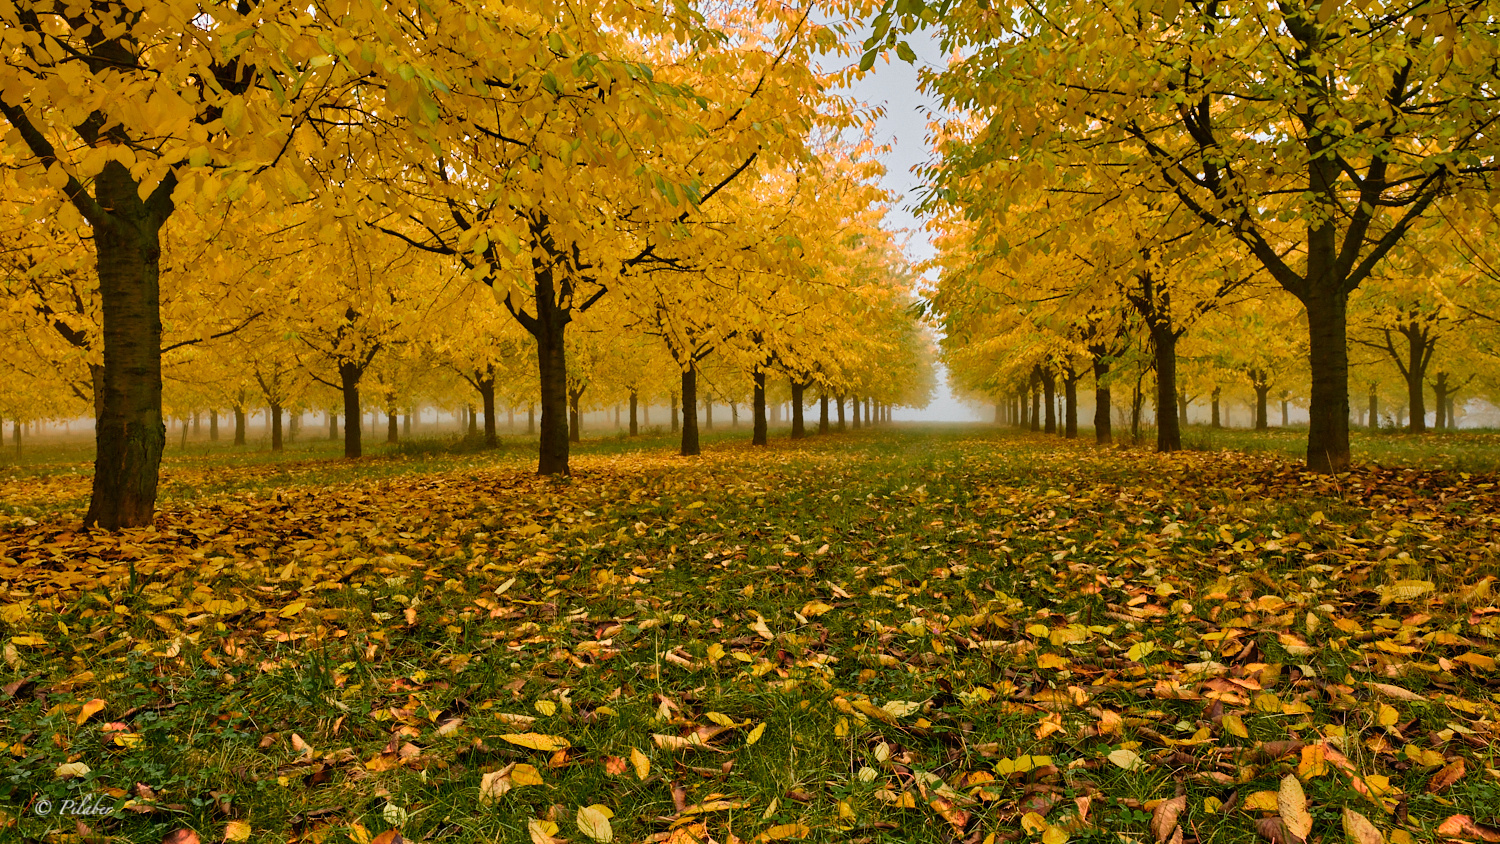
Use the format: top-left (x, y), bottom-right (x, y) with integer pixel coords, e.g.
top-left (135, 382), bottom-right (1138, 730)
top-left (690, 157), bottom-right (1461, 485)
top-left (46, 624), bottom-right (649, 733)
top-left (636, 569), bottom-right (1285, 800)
top-left (271, 403), bottom-right (284, 452)
top-left (234, 407), bottom-right (247, 446)
top-left (568, 389), bottom-right (582, 443)
top-left (532, 283), bottom-right (571, 474)
top-left (210, 410), bottom-right (219, 442)
top-left (1211, 387), bottom-right (1221, 429)
top-left (753, 370), bottom-right (768, 446)
top-left (85, 164), bottom-right (170, 529)
top-left (1030, 386), bottom-right (1041, 432)
top-left (629, 389), bottom-right (639, 436)
top-left (1253, 379), bottom-right (1270, 431)
top-left (289, 409), bottom-right (301, 442)
top-left (1063, 372), bottom-right (1079, 439)
top-left (1302, 288), bottom-right (1352, 471)
top-left (730, 401), bottom-right (739, 427)
top-left (340, 361), bottom-right (362, 458)
top-left (480, 376), bottom-right (498, 447)
top-left (403, 409), bottom-right (411, 437)
top-left (467, 404), bottom-right (478, 436)
top-left (1093, 359), bottom-right (1112, 445)
top-left (849, 394), bottom-right (859, 429)
top-left (1150, 327), bottom-right (1181, 452)
top-left (1432, 372), bottom-right (1449, 430)
top-left (328, 410), bottom-right (338, 441)
top-left (12, 418), bottom-right (20, 460)
top-left (819, 393), bottom-right (829, 434)
top-left (1368, 384), bottom-right (1379, 430)
top-left (865, 398), bottom-right (873, 427)
top-left (387, 409), bottom-right (398, 444)
top-left (1130, 379), bottom-right (1144, 443)
top-left (1403, 325), bottom-right (1429, 434)
top-left (790, 381), bottom-right (807, 439)
top-left (192, 412), bottom-right (200, 436)
top-left (705, 398), bottom-right (713, 430)
top-left (681, 366), bottom-right (700, 456)
top-left (528, 403), bottom-right (536, 436)
top-left (1280, 392), bottom-right (1290, 427)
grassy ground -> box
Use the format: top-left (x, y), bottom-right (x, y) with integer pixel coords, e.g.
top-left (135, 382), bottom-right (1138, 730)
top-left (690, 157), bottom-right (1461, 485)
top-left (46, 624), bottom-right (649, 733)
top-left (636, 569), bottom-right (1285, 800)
top-left (1, 426), bottom-right (1498, 844)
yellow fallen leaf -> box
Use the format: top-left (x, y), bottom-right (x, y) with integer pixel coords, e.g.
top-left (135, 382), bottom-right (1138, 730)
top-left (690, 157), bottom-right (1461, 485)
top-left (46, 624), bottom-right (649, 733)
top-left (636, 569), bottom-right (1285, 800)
top-left (800, 601), bottom-right (834, 617)
top-left (1279, 775), bottom-right (1313, 842)
top-left (1107, 748), bottom-right (1144, 771)
top-left (631, 747), bottom-right (650, 780)
top-left (1222, 714), bottom-right (1249, 739)
top-left (535, 700), bottom-right (557, 716)
top-left (499, 733), bottom-right (570, 752)
top-left (757, 822), bottom-right (810, 841)
top-left (1244, 791), bottom-right (1280, 812)
top-left (1037, 653), bottom-right (1069, 670)
top-left (746, 722), bottom-right (767, 746)
top-left (279, 601), bottom-right (307, 619)
top-left (529, 819), bottom-right (565, 844)
top-left (55, 762), bottom-right (91, 779)
top-left (76, 698), bottom-right (106, 726)
top-left (224, 820), bottom-right (252, 842)
top-left (511, 763), bottom-right (545, 787)
top-left (577, 803), bottom-right (614, 842)
top-left (1343, 808), bottom-right (1383, 844)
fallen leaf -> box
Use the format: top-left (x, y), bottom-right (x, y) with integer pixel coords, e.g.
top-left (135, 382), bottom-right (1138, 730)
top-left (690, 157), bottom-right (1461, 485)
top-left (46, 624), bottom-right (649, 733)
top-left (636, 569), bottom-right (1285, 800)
top-left (1427, 759), bottom-right (1465, 793)
top-left (1279, 775), bottom-right (1313, 843)
top-left (631, 747), bottom-right (651, 780)
top-left (1107, 748), bottom-right (1144, 771)
top-left (1342, 808), bottom-right (1383, 844)
top-left (76, 698), bottom-right (106, 726)
top-left (224, 820), bottom-right (251, 842)
top-left (161, 831), bottom-right (201, 844)
top-left (577, 803), bottom-right (614, 842)
top-left (530, 819), bottom-right (566, 844)
top-left (1152, 795), bottom-right (1187, 842)
top-left (500, 733), bottom-right (571, 752)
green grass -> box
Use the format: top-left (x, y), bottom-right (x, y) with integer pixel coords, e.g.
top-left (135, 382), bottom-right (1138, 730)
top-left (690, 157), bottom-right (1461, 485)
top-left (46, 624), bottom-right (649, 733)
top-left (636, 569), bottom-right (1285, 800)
top-left (1, 426), bottom-right (1498, 844)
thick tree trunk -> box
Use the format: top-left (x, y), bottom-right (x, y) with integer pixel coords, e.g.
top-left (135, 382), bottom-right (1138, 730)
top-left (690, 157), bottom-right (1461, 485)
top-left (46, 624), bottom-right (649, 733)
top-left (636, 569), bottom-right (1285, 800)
top-left (1030, 386), bottom-right (1041, 432)
top-left (1403, 328), bottom-right (1428, 434)
top-left (289, 410), bottom-right (301, 442)
top-left (1368, 384), bottom-right (1379, 430)
top-left (819, 393), bottom-right (829, 434)
top-left (1150, 327), bottom-right (1181, 452)
top-left (233, 407), bottom-right (247, 446)
top-left (753, 370), bottom-right (769, 446)
top-left (210, 410), bottom-right (219, 442)
top-left (1211, 387), bottom-right (1221, 428)
top-left (836, 395), bottom-right (847, 430)
top-left (1303, 289), bottom-right (1352, 471)
top-left (1280, 393), bottom-right (1290, 427)
top-left (85, 165), bottom-right (169, 529)
top-left (340, 361), bottom-right (362, 459)
top-left (1432, 373), bottom-right (1449, 430)
top-left (790, 381), bottom-right (807, 439)
top-left (386, 409), bottom-right (398, 444)
top-left (271, 403), bottom-right (284, 452)
top-left (629, 390), bottom-right (639, 436)
top-left (681, 366), bottom-right (700, 456)
top-left (532, 283), bottom-right (571, 474)
top-left (1093, 359), bottom-right (1112, 445)
top-left (1254, 382), bottom-right (1270, 430)
top-left (865, 398), bottom-right (873, 427)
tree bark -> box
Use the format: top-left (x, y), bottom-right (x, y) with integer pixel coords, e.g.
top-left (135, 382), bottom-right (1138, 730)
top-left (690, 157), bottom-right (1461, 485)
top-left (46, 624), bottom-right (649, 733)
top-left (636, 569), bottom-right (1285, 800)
top-left (1030, 384), bottom-right (1041, 432)
top-left (568, 387), bottom-right (584, 443)
top-left (681, 366), bottom-right (700, 456)
top-left (1280, 392), bottom-right (1290, 427)
top-left (1211, 387), bottom-right (1221, 428)
top-left (1431, 372), bottom-right (1449, 430)
top-left (12, 419), bottom-right (20, 460)
top-left (1063, 371), bottom-right (1079, 439)
top-left (629, 389), bottom-right (639, 436)
top-left (790, 381), bottom-right (807, 439)
top-left (865, 398), bottom-right (873, 427)
top-left (271, 403), bottom-right (284, 452)
top-left (1251, 373), bottom-right (1270, 431)
top-left (1150, 326), bottom-right (1181, 452)
top-left (1368, 384), bottom-right (1379, 430)
top-left (386, 409), bottom-right (398, 444)
top-left (1302, 288), bottom-right (1352, 471)
top-left (479, 374), bottom-right (498, 447)
top-left (851, 394), bottom-right (861, 429)
top-left (531, 275), bottom-right (571, 474)
top-left (1093, 360), bottom-right (1112, 445)
top-left (328, 410), bottom-right (338, 441)
top-left (234, 407), bottom-right (247, 446)
top-left (340, 361), bottom-right (363, 459)
top-left (753, 370), bottom-right (768, 446)
top-left (819, 393), bottom-right (829, 434)
top-left (704, 398), bottom-right (713, 430)
top-left (84, 163), bottom-right (171, 529)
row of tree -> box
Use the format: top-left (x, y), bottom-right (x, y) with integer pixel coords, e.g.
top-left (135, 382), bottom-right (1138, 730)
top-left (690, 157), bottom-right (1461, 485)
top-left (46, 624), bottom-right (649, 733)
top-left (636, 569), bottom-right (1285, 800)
top-left (873, 0), bottom-right (1500, 467)
top-left (1, 0), bottom-right (932, 528)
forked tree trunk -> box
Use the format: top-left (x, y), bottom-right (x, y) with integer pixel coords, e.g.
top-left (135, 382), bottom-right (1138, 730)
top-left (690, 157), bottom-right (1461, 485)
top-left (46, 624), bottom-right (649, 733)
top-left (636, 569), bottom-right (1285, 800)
top-left (1063, 373), bottom-right (1079, 439)
top-left (752, 370), bottom-right (768, 446)
top-left (681, 366), bottom-right (700, 456)
top-left (790, 381), bottom-right (807, 439)
top-left (339, 361), bottom-right (362, 459)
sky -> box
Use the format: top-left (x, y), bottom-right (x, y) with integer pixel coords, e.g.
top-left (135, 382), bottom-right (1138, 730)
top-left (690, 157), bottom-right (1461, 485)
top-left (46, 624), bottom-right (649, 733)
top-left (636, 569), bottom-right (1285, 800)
top-left (835, 29), bottom-right (984, 422)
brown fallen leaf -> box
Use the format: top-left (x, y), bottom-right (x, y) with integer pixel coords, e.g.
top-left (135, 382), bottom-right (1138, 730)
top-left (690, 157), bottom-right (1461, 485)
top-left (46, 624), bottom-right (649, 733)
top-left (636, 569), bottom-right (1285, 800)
top-left (1436, 816), bottom-right (1500, 843)
top-left (1257, 817), bottom-right (1292, 844)
top-left (161, 831), bottom-right (201, 844)
top-left (1152, 794), bottom-right (1187, 843)
top-left (1426, 759), bottom-right (1465, 794)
